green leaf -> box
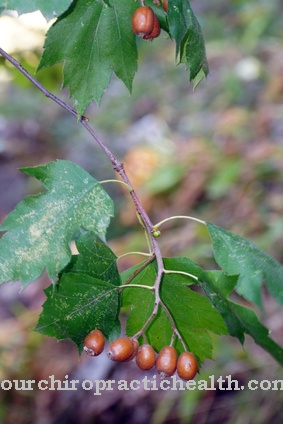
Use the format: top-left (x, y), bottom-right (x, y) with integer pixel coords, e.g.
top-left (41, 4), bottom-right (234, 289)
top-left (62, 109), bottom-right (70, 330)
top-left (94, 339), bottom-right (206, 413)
top-left (35, 273), bottom-right (121, 351)
top-left (122, 261), bottom-right (156, 339)
top-left (144, 0), bottom-right (167, 31)
top-left (199, 270), bottom-right (283, 365)
top-left (0, 160), bottom-right (113, 286)
top-left (37, 0), bottom-right (138, 116)
top-left (0, 0), bottom-right (72, 20)
top-left (35, 232), bottom-right (121, 350)
top-left (199, 271), bottom-right (245, 343)
top-left (167, 0), bottom-right (209, 84)
top-left (62, 232), bottom-right (121, 286)
top-left (122, 257), bottom-right (227, 365)
top-left (193, 67), bottom-right (206, 90)
top-left (161, 270), bottom-right (228, 365)
top-left (206, 222), bottom-right (283, 308)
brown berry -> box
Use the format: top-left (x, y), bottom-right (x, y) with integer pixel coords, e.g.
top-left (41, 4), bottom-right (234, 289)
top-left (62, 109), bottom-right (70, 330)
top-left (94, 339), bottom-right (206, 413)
top-left (163, 0), bottom-right (168, 13)
top-left (156, 346), bottom-right (177, 378)
top-left (106, 337), bottom-right (135, 362)
top-left (143, 13), bottom-right (161, 41)
top-left (123, 339), bottom-right (139, 362)
top-left (177, 352), bottom-right (198, 381)
top-left (132, 6), bottom-right (155, 38)
top-left (83, 329), bottom-right (105, 357)
top-left (136, 344), bottom-right (156, 370)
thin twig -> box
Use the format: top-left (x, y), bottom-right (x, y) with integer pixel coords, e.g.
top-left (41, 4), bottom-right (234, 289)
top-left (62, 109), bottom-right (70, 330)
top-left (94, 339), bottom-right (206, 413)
top-left (0, 46), bottom-right (185, 348)
top-left (159, 300), bottom-right (187, 351)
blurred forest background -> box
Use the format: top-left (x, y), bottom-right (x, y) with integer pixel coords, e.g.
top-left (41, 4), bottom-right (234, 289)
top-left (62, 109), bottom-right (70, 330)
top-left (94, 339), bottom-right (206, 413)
top-left (0, 0), bottom-right (283, 422)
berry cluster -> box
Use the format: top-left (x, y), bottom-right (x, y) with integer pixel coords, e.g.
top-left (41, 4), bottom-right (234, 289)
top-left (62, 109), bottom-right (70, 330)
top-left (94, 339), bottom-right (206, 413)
top-left (83, 330), bottom-right (198, 381)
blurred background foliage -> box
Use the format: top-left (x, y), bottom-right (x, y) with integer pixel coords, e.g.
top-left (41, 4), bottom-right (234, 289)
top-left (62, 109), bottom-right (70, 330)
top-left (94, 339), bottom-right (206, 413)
top-left (0, 0), bottom-right (283, 422)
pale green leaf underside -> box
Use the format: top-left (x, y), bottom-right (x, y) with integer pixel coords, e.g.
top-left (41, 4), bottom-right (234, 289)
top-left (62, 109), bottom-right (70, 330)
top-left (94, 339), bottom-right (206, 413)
top-left (206, 222), bottom-right (283, 308)
top-left (0, 160), bottom-right (113, 287)
top-left (0, 0), bottom-right (72, 20)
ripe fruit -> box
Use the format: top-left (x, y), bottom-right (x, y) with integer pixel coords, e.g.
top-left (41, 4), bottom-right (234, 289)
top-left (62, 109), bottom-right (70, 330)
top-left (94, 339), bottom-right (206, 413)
top-left (177, 352), bottom-right (198, 381)
top-left (83, 329), bottom-right (105, 357)
top-left (132, 6), bottom-right (155, 38)
top-left (123, 339), bottom-right (139, 362)
top-left (106, 337), bottom-right (135, 362)
top-left (136, 344), bottom-right (156, 370)
top-left (156, 346), bottom-right (177, 378)
top-left (143, 13), bottom-right (161, 41)
top-left (163, 0), bottom-right (168, 13)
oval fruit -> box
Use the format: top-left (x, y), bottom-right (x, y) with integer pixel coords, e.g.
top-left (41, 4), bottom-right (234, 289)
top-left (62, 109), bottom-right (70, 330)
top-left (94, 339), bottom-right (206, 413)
top-left (136, 344), bottom-right (156, 370)
top-left (156, 346), bottom-right (177, 378)
top-left (106, 337), bottom-right (135, 362)
top-left (83, 329), bottom-right (105, 357)
top-left (143, 13), bottom-right (161, 41)
top-left (123, 339), bottom-right (139, 362)
top-left (132, 6), bottom-right (155, 38)
top-left (177, 352), bottom-right (198, 381)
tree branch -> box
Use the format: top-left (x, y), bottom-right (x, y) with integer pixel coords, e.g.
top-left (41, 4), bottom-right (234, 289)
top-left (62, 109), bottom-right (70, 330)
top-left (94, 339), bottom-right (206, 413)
top-left (0, 46), bottom-right (177, 345)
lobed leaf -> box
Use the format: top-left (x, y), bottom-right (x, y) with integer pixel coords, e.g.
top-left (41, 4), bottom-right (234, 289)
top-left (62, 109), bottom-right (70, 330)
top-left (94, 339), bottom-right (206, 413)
top-left (36, 232), bottom-right (121, 351)
top-left (37, 0), bottom-right (138, 116)
top-left (122, 257), bottom-right (227, 365)
top-left (0, 160), bottom-right (113, 287)
top-left (161, 268), bottom-right (228, 365)
top-left (199, 270), bottom-right (283, 366)
top-left (206, 222), bottom-right (283, 308)
top-left (35, 272), bottom-right (121, 352)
